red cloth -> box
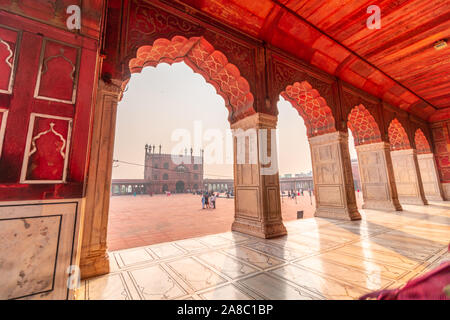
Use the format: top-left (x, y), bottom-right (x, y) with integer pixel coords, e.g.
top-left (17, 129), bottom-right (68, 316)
top-left (360, 246), bottom-right (450, 300)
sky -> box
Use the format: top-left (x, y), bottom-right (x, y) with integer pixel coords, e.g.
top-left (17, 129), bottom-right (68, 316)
top-left (112, 62), bottom-right (357, 179)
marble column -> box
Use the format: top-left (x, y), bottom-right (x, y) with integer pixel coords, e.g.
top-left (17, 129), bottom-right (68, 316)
top-left (231, 113), bottom-right (287, 238)
top-left (79, 79), bottom-right (121, 279)
top-left (309, 131), bottom-right (361, 220)
top-left (390, 149), bottom-right (428, 205)
top-left (356, 142), bottom-right (402, 211)
top-left (417, 153), bottom-right (445, 201)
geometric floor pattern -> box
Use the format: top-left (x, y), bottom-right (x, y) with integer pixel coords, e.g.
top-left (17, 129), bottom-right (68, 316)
top-left (77, 202), bottom-right (450, 300)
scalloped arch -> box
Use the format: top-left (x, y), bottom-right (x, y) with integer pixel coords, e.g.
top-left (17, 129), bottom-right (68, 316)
top-left (347, 104), bottom-right (382, 146)
top-left (414, 129), bottom-right (431, 154)
top-left (388, 118), bottom-right (411, 151)
top-left (280, 81), bottom-right (336, 137)
top-left (127, 36), bottom-right (255, 123)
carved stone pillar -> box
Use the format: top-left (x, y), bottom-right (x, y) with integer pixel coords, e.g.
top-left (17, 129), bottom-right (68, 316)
top-left (355, 142), bottom-right (402, 211)
top-left (80, 79), bottom-right (121, 279)
top-left (231, 113), bottom-right (287, 238)
top-left (391, 149), bottom-right (428, 205)
top-left (417, 153), bottom-right (445, 201)
top-left (309, 131), bottom-right (361, 220)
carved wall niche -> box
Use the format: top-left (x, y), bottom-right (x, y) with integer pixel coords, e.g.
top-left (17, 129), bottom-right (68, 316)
top-left (0, 24), bottom-right (20, 95)
top-left (0, 108), bottom-right (8, 158)
top-left (20, 113), bottom-right (73, 184)
top-left (34, 39), bottom-right (81, 104)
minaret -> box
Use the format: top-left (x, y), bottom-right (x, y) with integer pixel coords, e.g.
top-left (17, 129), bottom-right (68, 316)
top-left (159, 144), bottom-right (162, 154)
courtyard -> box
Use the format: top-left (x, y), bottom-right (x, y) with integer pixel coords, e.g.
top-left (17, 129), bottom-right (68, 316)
top-left (80, 201), bottom-right (450, 300)
top-left (107, 192), bottom-right (365, 251)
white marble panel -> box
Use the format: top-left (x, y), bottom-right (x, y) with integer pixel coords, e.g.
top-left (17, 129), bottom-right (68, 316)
top-left (128, 265), bottom-right (187, 300)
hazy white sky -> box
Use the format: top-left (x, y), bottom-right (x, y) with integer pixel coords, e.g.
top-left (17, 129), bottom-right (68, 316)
top-left (112, 62), bottom-right (357, 179)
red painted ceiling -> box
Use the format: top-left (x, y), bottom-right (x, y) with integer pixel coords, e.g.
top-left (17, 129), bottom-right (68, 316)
top-left (177, 0), bottom-right (450, 120)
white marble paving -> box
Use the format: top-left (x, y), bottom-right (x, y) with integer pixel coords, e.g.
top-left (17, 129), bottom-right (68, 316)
top-left (77, 202), bottom-right (450, 300)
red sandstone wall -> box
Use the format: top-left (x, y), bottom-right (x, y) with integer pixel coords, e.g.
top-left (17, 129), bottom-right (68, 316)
top-left (145, 153), bottom-right (203, 193)
top-left (0, 11), bottom-right (100, 201)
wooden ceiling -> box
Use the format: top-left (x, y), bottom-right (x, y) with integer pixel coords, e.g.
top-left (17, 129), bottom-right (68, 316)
top-left (176, 0), bottom-right (450, 120)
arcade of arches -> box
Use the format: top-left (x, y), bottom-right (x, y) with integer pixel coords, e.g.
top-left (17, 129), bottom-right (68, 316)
top-left (0, 1), bottom-right (449, 300)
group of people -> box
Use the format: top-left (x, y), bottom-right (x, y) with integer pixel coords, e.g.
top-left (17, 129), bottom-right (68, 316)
top-left (287, 189), bottom-right (312, 199)
top-left (201, 192), bottom-right (217, 209)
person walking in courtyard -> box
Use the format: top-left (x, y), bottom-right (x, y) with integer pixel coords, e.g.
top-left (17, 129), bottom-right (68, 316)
top-left (211, 193), bottom-right (216, 209)
top-left (201, 194), bottom-right (206, 209)
top-left (205, 192), bottom-right (210, 209)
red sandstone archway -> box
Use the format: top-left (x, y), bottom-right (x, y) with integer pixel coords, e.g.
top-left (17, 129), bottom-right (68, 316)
top-left (414, 129), bottom-right (432, 154)
top-left (347, 104), bottom-right (382, 146)
top-left (280, 81), bottom-right (336, 137)
top-left (388, 118), bottom-right (411, 151)
top-left (126, 36), bottom-right (255, 123)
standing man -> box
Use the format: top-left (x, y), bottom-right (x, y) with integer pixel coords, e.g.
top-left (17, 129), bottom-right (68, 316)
top-left (211, 193), bottom-right (216, 209)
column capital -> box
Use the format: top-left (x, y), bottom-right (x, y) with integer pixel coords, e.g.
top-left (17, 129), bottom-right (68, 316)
top-left (231, 112), bottom-right (277, 130)
top-left (99, 78), bottom-right (124, 97)
top-left (391, 148), bottom-right (416, 156)
top-left (355, 141), bottom-right (391, 152)
top-left (308, 131), bottom-right (347, 145)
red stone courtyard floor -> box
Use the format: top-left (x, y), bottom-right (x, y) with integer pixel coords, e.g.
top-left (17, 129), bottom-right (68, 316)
top-left (107, 192), bottom-right (364, 251)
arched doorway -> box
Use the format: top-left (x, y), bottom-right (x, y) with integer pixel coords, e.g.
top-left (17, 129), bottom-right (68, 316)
top-left (80, 35), bottom-right (287, 280)
top-left (347, 104), bottom-right (401, 211)
top-left (162, 184), bottom-right (169, 193)
top-left (388, 118), bottom-right (427, 205)
top-left (176, 181), bottom-right (185, 193)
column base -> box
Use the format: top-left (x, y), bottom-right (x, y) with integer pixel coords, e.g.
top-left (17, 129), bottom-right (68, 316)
top-left (315, 207), bottom-right (361, 221)
top-left (398, 196), bottom-right (428, 205)
top-left (363, 200), bottom-right (402, 211)
top-left (80, 250), bottom-right (110, 280)
top-left (232, 219), bottom-right (287, 239)
top-left (425, 194), bottom-right (444, 201)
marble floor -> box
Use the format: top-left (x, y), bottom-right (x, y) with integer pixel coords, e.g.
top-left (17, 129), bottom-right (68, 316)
top-left (77, 202), bottom-right (450, 300)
